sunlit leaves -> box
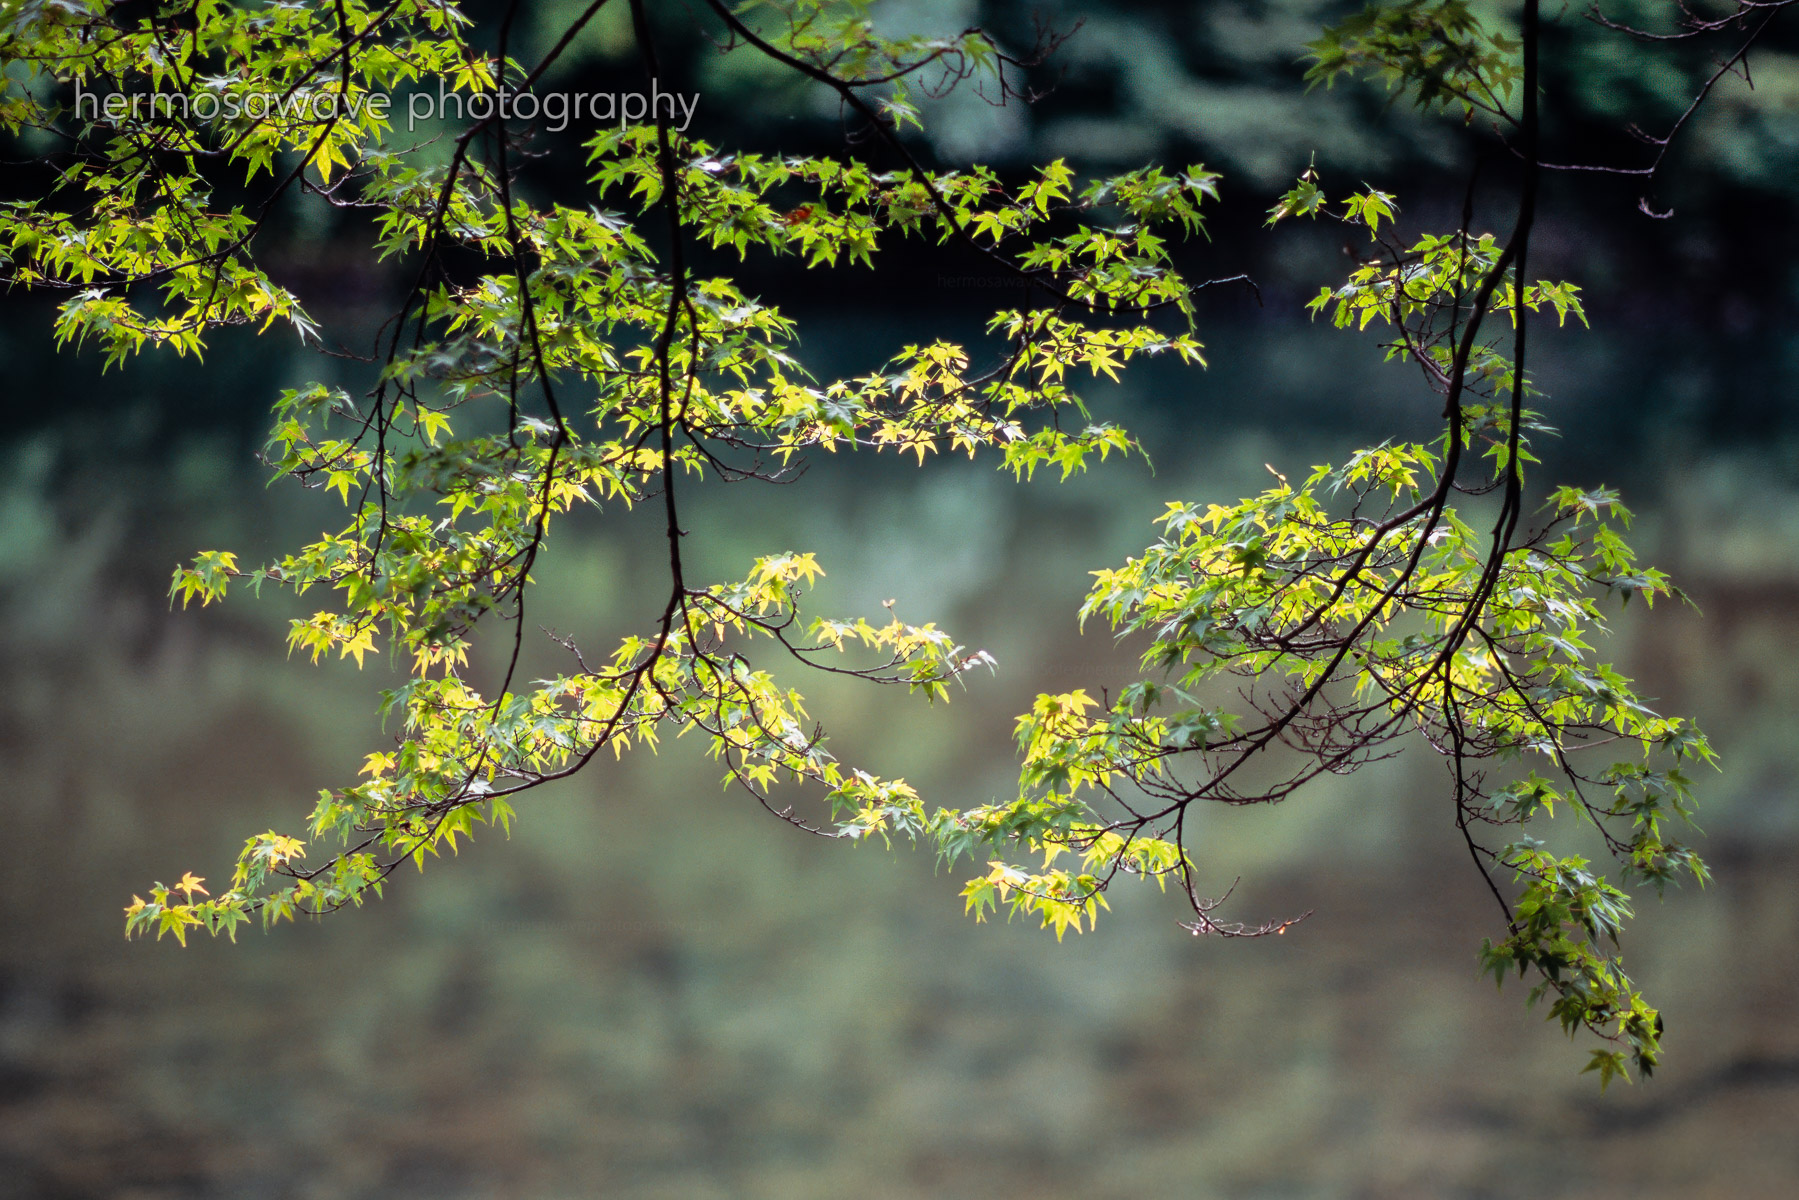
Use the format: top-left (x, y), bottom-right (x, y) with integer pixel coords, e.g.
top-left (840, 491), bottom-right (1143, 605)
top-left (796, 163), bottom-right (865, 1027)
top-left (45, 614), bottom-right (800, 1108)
top-left (43, 0), bottom-right (1713, 1089)
top-left (1052, 375), bottom-right (1709, 1077)
top-left (1, 0), bottom-right (474, 363)
top-left (169, 550), bottom-right (239, 608)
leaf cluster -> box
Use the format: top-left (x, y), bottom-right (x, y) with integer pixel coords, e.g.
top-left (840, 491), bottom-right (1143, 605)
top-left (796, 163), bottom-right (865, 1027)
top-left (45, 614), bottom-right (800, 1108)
top-left (0, 0), bottom-right (1721, 1086)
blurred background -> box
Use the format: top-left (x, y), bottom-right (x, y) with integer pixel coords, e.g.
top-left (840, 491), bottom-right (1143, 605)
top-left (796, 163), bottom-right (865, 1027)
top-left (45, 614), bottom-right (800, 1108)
top-left (3, 1), bottom-right (1798, 1196)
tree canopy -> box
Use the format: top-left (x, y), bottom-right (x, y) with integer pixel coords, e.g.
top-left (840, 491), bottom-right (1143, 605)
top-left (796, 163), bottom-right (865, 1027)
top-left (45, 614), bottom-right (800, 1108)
top-left (2, 0), bottom-right (1767, 1086)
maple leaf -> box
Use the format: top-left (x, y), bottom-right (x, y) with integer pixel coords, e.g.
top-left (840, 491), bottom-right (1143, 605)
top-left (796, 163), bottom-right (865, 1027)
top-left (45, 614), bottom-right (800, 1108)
top-left (157, 906), bottom-right (202, 947)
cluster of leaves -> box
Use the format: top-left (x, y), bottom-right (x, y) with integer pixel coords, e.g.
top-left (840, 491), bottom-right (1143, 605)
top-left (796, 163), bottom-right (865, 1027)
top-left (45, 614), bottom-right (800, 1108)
top-left (1, 0), bottom-right (1722, 1083)
top-left (0, 0), bottom-right (493, 362)
top-left (48, 0), bottom-right (1218, 946)
top-left (1031, 439), bottom-right (1711, 1077)
top-left (944, 156), bottom-right (1715, 1079)
top-left (1306, 0), bottom-right (1525, 121)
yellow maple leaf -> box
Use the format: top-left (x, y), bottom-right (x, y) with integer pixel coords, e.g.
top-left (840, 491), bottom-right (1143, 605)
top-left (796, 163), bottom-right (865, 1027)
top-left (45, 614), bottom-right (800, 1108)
top-left (338, 625), bottom-right (378, 668)
top-left (256, 832), bottom-right (307, 868)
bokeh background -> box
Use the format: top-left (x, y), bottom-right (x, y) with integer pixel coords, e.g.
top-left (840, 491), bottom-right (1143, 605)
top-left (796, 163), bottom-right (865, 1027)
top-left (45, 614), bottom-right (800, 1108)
top-left (4, 1), bottom-right (1798, 1196)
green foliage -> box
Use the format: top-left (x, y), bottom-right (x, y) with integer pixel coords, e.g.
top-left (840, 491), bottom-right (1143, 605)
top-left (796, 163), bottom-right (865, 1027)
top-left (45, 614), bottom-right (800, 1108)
top-left (0, 0), bottom-right (1726, 1084)
top-left (1306, 0), bottom-right (1524, 120)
